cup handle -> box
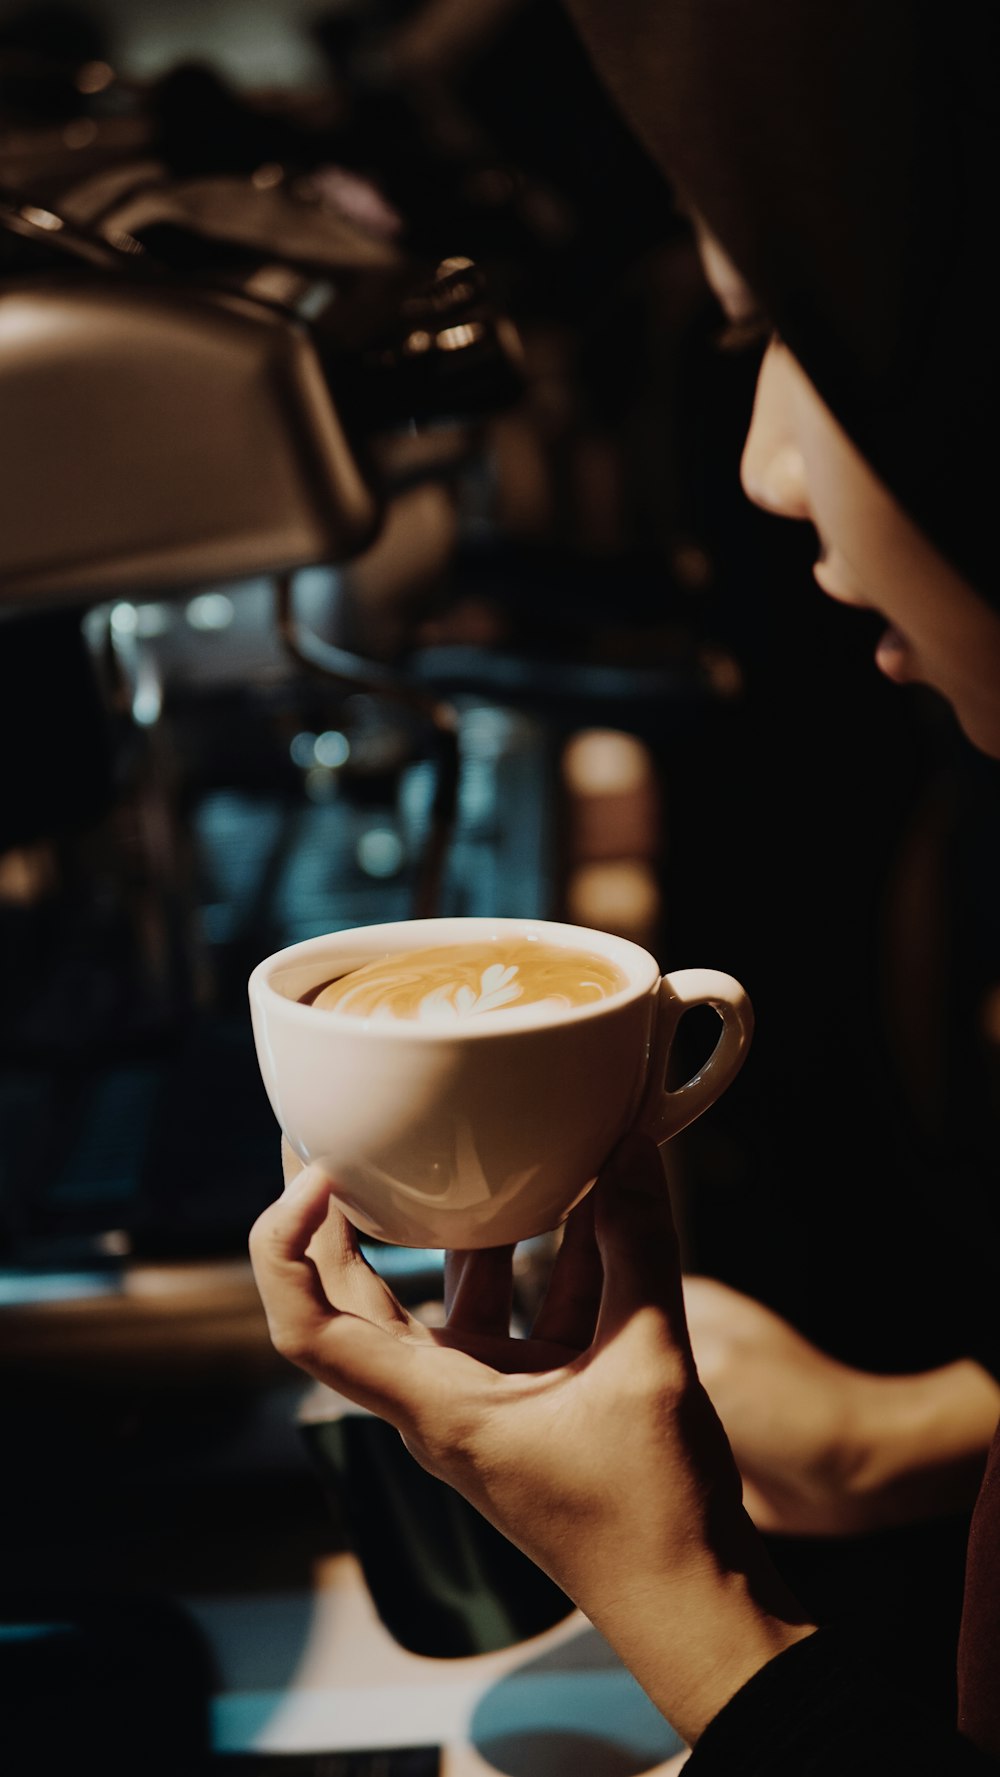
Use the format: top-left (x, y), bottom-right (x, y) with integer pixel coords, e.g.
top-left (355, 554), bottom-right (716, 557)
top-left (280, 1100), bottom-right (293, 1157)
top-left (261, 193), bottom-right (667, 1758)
top-left (634, 968), bottom-right (754, 1146)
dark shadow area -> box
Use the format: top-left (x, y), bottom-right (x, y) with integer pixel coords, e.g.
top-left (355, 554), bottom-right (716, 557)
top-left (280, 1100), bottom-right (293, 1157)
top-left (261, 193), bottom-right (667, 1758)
top-left (302, 1412), bottom-right (574, 1658)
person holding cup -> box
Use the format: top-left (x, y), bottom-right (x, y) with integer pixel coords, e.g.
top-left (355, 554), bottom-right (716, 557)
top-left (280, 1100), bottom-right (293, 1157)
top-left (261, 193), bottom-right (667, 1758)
top-left (248, 917), bottom-right (753, 1252)
top-left (250, 2), bottom-right (1000, 1770)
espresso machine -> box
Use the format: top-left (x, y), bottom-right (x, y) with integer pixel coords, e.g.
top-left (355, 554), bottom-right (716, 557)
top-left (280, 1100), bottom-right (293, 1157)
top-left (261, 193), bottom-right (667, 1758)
top-left (0, 0), bottom-right (724, 1281)
top-left (0, 21), bottom-right (735, 1751)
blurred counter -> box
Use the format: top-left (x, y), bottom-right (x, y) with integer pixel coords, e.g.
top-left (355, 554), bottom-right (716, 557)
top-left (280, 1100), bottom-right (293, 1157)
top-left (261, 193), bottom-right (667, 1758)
top-left (189, 1547), bottom-right (688, 1773)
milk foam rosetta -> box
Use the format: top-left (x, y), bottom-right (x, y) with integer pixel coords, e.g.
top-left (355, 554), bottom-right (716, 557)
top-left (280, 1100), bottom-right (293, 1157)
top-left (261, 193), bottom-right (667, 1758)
top-left (309, 939), bottom-right (628, 1024)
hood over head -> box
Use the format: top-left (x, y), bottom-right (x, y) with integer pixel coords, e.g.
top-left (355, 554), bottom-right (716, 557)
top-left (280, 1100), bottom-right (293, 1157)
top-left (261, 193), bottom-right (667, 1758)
top-left (563, 0), bottom-right (998, 603)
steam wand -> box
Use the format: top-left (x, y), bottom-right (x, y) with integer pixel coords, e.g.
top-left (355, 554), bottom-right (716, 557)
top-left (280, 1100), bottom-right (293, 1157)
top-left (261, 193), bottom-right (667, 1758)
top-left (275, 571), bottom-right (460, 920)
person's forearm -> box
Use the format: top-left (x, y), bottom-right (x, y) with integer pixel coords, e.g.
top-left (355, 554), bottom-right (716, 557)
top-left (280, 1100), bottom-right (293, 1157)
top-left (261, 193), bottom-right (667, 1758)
top-left (846, 1359), bottom-right (1000, 1528)
top-left (573, 1532), bottom-right (816, 1746)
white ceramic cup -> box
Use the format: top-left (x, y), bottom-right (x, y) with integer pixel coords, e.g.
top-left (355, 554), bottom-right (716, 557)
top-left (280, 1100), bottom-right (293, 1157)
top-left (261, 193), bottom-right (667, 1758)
top-left (248, 915), bottom-right (753, 1249)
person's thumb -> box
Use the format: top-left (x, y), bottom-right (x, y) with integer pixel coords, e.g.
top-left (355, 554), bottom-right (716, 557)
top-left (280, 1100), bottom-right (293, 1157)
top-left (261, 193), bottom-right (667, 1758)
top-left (281, 1135), bottom-right (305, 1190)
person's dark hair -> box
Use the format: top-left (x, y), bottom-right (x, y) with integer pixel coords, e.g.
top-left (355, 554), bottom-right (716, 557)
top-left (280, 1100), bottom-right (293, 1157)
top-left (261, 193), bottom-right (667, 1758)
top-left (562, 0), bottom-right (998, 603)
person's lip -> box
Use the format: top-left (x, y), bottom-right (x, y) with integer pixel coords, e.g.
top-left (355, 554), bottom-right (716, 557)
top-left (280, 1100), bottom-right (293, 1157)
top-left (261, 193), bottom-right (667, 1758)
top-left (873, 624), bottom-right (914, 682)
top-left (812, 556), bottom-right (915, 682)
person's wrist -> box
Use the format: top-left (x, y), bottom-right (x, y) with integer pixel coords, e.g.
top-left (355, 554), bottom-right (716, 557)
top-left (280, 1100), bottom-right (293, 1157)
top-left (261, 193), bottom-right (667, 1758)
top-left (581, 1538), bottom-right (816, 1746)
top-left (848, 1360), bottom-right (1000, 1527)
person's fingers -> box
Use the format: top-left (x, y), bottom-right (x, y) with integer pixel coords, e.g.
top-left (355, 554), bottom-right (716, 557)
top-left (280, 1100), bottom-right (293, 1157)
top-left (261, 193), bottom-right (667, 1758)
top-left (530, 1189), bottom-right (603, 1349)
top-left (591, 1130), bottom-right (689, 1345)
top-left (444, 1245), bottom-right (515, 1335)
top-left (281, 1135), bottom-right (304, 1188)
top-left (250, 1162), bottom-right (450, 1419)
top-left (255, 1161), bottom-right (406, 1327)
top-left (309, 1192), bottom-right (416, 1331)
top-left (275, 1142), bottom-right (413, 1330)
top-left (249, 1160), bottom-right (339, 1335)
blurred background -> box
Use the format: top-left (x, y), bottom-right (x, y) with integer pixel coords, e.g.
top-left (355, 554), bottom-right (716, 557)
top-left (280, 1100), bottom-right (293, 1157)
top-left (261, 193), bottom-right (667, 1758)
top-left (2, 1), bottom-right (1000, 1770)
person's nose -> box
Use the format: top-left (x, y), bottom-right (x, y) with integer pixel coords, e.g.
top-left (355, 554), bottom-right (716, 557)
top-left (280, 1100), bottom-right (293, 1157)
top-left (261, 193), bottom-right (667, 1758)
top-left (739, 347), bottom-right (812, 521)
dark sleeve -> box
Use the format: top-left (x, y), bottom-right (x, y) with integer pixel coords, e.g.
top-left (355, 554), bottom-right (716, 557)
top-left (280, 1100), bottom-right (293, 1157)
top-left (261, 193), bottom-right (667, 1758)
top-left (683, 1626), bottom-right (997, 1776)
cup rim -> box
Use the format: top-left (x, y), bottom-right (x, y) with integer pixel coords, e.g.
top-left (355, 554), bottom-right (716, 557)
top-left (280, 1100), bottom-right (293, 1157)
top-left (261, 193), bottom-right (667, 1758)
top-left (247, 915), bottom-right (660, 1039)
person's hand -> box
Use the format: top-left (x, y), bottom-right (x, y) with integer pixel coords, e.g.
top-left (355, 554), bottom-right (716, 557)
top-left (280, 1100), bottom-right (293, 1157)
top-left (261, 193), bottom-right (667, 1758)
top-left (250, 1132), bottom-right (813, 1746)
top-left (683, 1276), bottom-right (1000, 1536)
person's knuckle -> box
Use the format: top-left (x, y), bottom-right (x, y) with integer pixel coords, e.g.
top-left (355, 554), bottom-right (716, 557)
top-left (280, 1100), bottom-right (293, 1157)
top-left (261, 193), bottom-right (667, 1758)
top-left (269, 1320), bottom-right (316, 1369)
top-left (247, 1206), bottom-right (278, 1261)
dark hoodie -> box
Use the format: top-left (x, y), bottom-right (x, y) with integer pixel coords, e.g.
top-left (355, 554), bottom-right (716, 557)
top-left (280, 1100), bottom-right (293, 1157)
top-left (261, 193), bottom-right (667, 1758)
top-left (563, 0), bottom-right (998, 606)
top-left (559, 1), bottom-right (1000, 1768)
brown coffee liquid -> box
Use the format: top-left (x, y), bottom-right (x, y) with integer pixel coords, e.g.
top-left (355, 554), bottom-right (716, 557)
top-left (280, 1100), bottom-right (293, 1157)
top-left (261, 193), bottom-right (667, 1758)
top-left (301, 939), bottom-right (627, 1023)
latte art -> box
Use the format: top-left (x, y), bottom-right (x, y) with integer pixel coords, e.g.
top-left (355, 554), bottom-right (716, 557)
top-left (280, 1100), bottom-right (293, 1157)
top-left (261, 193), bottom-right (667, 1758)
top-left (308, 940), bottom-right (628, 1024)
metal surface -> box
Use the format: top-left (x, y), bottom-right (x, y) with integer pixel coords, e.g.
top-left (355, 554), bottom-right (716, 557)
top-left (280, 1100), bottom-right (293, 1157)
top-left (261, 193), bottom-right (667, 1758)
top-left (0, 275), bottom-right (380, 607)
